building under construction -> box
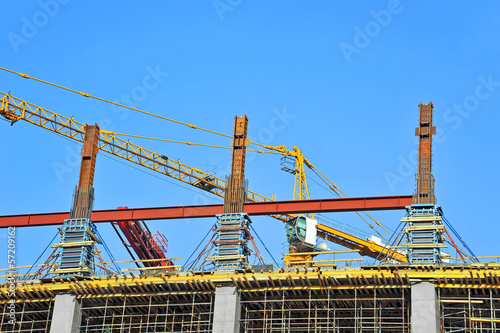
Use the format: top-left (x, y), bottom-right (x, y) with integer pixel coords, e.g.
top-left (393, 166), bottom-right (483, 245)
top-left (1, 264), bottom-right (499, 332)
top-left (0, 85), bottom-right (498, 333)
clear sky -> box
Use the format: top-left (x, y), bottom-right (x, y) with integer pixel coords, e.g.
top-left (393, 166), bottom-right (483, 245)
top-left (1, 1), bottom-right (499, 273)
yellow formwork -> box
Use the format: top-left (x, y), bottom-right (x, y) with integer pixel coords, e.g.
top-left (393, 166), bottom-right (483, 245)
top-left (1, 264), bottom-right (499, 304)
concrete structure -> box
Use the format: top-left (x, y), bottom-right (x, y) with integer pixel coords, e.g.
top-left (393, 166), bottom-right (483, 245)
top-left (411, 281), bottom-right (439, 333)
top-left (213, 286), bottom-right (241, 333)
top-left (1, 265), bottom-right (498, 332)
top-left (49, 294), bottom-right (81, 333)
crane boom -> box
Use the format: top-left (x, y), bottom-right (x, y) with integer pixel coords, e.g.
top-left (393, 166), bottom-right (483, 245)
top-left (316, 223), bottom-right (407, 262)
top-left (114, 208), bottom-right (173, 268)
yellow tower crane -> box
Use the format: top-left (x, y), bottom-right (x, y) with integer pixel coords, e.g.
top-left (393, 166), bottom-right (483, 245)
top-left (258, 144), bottom-right (406, 266)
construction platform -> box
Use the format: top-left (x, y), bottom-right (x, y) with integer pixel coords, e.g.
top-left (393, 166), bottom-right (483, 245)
top-left (1, 264), bottom-right (499, 332)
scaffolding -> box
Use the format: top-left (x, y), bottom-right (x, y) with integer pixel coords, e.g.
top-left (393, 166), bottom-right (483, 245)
top-left (240, 288), bottom-right (410, 332)
top-left (0, 301), bottom-right (53, 332)
top-left (80, 293), bottom-right (215, 332)
top-left (440, 288), bottom-right (500, 332)
top-left (1, 265), bottom-right (499, 332)
top-left (0, 287), bottom-right (412, 333)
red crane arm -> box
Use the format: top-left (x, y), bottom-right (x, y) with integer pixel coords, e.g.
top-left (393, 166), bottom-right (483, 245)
top-left (114, 207), bottom-right (173, 267)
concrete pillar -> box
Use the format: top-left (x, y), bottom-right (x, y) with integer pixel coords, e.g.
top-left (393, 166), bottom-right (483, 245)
top-left (49, 294), bottom-right (81, 333)
top-left (411, 281), bottom-right (439, 333)
top-left (213, 286), bottom-right (241, 333)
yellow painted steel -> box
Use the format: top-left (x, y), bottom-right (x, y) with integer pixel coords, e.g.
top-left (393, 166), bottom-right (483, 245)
top-left (471, 318), bottom-right (500, 323)
top-left (317, 223), bottom-right (408, 262)
top-left (401, 216), bottom-right (443, 222)
top-left (262, 145), bottom-right (312, 203)
top-left (404, 225), bottom-right (446, 231)
top-left (393, 244), bottom-right (448, 249)
top-left (285, 250), bottom-right (360, 256)
top-left (52, 241), bottom-right (96, 248)
top-left (309, 258), bottom-right (363, 263)
top-left (0, 264), bottom-right (45, 272)
top-left (0, 265), bottom-right (498, 305)
top-left (283, 253), bottom-right (314, 267)
top-left (121, 265), bottom-right (181, 272)
top-left (449, 256), bottom-right (500, 260)
top-left (436, 284), bottom-right (500, 289)
top-left (52, 267), bottom-right (93, 274)
top-left (102, 258), bottom-right (181, 264)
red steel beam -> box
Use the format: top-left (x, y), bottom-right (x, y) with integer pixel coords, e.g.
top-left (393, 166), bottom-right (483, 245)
top-left (0, 195), bottom-right (412, 228)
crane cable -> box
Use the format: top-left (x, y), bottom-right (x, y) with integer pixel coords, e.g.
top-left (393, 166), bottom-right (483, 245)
top-left (105, 130), bottom-right (393, 242)
top-left (308, 165), bottom-right (393, 242)
top-left (0, 66), bottom-right (284, 150)
top-left (0, 66), bottom-right (233, 138)
top-left (250, 144), bottom-right (393, 240)
top-left (105, 131), bottom-right (282, 154)
top-left (255, 145), bottom-right (393, 238)
top-left (107, 131), bottom-right (233, 150)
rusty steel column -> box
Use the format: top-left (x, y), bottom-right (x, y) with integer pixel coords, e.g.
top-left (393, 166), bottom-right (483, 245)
top-left (224, 116), bottom-right (249, 214)
top-left (72, 124), bottom-right (100, 219)
top-left (55, 124), bottom-right (101, 277)
top-left (212, 115), bottom-right (252, 270)
top-left (414, 103), bottom-right (436, 204)
top-left (404, 103), bottom-right (445, 264)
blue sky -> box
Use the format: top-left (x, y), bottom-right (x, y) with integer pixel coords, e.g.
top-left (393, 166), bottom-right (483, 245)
top-left (1, 1), bottom-right (499, 273)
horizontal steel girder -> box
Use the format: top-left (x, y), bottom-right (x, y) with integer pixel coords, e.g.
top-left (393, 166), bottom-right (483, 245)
top-left (0, 195), bottom-right (412, 228)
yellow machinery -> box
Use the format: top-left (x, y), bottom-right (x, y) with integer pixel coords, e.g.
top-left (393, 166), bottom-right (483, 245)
top-left (260, 144), bottom-right (407, 266)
